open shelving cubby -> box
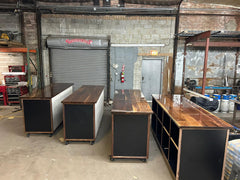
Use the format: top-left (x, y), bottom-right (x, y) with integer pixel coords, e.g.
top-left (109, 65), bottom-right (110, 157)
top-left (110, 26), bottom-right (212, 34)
top-left (151, 94), bottom-right (231, 180)
top-left (151, 96), bottom-right (179, 177)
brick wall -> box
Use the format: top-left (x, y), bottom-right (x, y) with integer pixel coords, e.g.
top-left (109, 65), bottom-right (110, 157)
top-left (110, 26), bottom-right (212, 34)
top-left (42, 15), bottom-right (175, 54)
top-left (41, 14), bottom-right (175, 88)
top-left (175, 2), bottom-right (240, 93)
top-left (180, 2), bottom-right (240, 32)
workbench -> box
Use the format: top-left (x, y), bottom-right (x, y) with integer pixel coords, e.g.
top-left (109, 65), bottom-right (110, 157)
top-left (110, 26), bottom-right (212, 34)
top-left (111, 89), bottom-right (152, 161)
top-left (152, 94), bottom-right (232, 180)
top-left (21, 83), bottom-right (73, 136)
top-left (62, 85), bottom-right (104, 145)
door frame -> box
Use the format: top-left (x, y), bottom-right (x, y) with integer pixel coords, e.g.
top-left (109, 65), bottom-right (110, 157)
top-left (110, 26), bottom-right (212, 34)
top-left (141, 56), bottom-right (164, 101)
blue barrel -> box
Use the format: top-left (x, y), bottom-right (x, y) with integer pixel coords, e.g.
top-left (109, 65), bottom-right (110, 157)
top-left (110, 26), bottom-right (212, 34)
top-left (222, 94), bottom-right (229, 100)
top-left (213, 94), bottom-right (221, 100)
top-left (229, 94), bottom-right (237, 100)
top-left (204, 94), bottom-right (210, 98)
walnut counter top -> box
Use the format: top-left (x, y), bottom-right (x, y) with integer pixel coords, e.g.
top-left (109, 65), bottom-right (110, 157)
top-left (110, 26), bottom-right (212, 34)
top-left (152, 94), bottom-right (232, 129)
top-left (21, 83), bottom-right (73, 100)
top-left (62, 85), bottom-right (104, 104)
top-left (112, 89), bottom-right (152, 114)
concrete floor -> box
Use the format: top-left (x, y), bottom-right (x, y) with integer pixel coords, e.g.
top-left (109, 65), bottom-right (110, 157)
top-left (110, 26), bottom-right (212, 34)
top-left (0, 105), bottom-right (173, 180)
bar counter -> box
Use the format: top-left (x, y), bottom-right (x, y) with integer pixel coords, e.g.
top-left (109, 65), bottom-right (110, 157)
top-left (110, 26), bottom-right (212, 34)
top-left (62, 85), bottom-right (104, 145)
top-left (152, 94), bottom-right (232, 180)
top-left (21, 83), bottom-right (73, 136)
top-left (111, 89), bottom-right (152, 161)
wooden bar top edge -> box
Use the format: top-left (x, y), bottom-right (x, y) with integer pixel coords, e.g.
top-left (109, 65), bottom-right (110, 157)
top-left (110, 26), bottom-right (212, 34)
top-left (21, 83), bottom-right (74, 99)
top-left (112, 89), bottom-right (153, 114)
top-left (62, 85), bottom-right (104, 104)
top-left (152, 94), bottom-right (232, 129)
top-left (111, 110), bottom-right (153, 114)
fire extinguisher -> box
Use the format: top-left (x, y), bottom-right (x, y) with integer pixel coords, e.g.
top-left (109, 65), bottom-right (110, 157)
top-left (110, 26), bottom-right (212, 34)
top-left (120, 65), bottom-right (125, 83)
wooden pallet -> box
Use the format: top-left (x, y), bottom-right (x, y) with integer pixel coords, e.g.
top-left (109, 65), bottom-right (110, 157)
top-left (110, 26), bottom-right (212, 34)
top-left (0, 39), bottom-right (24, 47)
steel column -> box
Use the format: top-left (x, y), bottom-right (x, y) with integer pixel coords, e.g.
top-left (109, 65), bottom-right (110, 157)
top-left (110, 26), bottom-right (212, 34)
top-left (27, 48), bottom-right (32, 93)
top-left (202, 37), bottom-right (210, 95)
top-left (234, 48), bottom-right (239, 86)
top-left (181, 42), bottom-right (187, 94)
top-left (36, 9), bottom-right (44, 88)
top-left (171, 0), bottom-right (183, 94)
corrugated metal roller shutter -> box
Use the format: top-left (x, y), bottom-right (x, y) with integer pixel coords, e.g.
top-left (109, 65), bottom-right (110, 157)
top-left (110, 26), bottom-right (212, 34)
top-left (50, 49), bottom-right (108, 98)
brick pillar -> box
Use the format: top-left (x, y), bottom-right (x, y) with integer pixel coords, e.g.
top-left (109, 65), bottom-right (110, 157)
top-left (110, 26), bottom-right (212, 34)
top-left (22, 12), bottom-right (38, 73)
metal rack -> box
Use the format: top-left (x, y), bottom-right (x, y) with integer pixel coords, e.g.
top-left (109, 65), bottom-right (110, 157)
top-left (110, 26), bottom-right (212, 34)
top-left (0, 48), bottom-right (41, 105)
top-left (179, 31), bottom-right (240, 95)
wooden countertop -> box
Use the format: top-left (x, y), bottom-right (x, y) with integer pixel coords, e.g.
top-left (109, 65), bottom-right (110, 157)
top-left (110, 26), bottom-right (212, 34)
top-left (112, 89), bottom-right (152, 114)
top-left (62, 85), bottom-right (104, 104)
top-left (21, 83), bottom-right (73, 100)
top-left (152, 94), bottom-right (232, 129)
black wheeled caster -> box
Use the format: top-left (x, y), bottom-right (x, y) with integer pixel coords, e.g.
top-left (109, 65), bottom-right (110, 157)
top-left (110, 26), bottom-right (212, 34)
top-left (65, 141), bottom-right (69, 145)
top-left (90, 141), bottom-right (95, 145)
top-left (26, 133), bottom-right (30, 137)
top-left (110, 157), bottom-right (115, 161)
top-left (141, 159), bottom-right (147, 162)
top-left (49, 133), bottom-right (53, 137)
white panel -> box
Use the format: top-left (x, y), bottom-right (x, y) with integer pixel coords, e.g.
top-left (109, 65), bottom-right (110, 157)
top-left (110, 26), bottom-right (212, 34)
top-left (94, 90), bottom-right (104, 137)
top-left (51, 86), bottom-right (73, 131)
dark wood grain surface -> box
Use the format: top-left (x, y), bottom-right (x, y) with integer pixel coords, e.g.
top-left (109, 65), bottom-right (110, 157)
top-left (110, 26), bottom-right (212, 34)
top-left (152, 94), bottom-right (232, 128)
top-left (62, 85), bottom-right (104, 104)
top-left (21, 83), bottom-right (73, 100)
top-left (112, 89), bottom-right (152, 114)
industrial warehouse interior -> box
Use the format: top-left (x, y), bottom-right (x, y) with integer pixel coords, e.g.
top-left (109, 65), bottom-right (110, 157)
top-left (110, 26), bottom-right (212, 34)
top-left (0, 0), bottom-right (240, 180)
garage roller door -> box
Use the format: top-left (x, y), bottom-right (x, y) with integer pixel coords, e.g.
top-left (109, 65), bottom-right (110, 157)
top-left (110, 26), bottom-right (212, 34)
top-left (50, 49), bottom-right (108, 98)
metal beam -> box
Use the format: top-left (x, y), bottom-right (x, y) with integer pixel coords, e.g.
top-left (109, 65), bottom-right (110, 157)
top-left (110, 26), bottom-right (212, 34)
top-left (37, 6), bottom-right (177, 15)
top-left (186, 31), bottom-right (211, 44)
top-left (0, 48), bottom-right (36, 53)
top-left (189, 41), bottom-right (240, 47)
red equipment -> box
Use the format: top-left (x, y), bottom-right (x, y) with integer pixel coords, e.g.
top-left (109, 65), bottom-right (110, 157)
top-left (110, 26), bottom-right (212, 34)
top-left (9, 65), bottom-right (25, 72)
top-left (3, 65), bottom-right (28, 105)
top-left (120, 65), bottom-right (125, 83)
top-left (0, 86), bottom-right (8, 106)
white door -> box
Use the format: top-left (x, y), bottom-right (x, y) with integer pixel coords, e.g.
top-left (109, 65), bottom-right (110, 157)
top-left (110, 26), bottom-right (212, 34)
top-left (141, 59), bottom-right (162, 101)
